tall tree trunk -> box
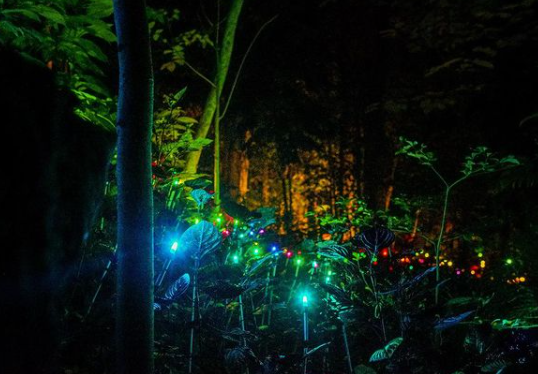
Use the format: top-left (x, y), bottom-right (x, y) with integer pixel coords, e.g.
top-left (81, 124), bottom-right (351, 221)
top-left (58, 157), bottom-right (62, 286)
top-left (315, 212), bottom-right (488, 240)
top-left (113, 1), bottom-right (154, 373)
top-left (184, 0), bottom-right (245, 175)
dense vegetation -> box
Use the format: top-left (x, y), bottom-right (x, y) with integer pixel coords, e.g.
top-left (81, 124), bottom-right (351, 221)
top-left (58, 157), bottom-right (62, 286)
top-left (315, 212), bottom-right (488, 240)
top-left (1, 0), bottom-right (538, 373)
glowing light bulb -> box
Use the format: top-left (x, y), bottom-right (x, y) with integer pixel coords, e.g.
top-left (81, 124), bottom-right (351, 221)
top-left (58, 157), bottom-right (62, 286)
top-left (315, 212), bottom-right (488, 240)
top-left (170, 242), bottom-right (178, 252)
top-left (506, 258), bottom-right (513, 265)
top-left (313, 261), bottom-right (319, 268)
top-left (424, 253), bottom-right (430, 258)
top-left (195, 218), bottom-right (200, 224)
top-left (271, 246), bottom-right (277, 252)
top-left (254, 248), bottom-right (260, 255)
top-left (448, 261), bottom-right (453, 267)
top-left (480, 260), bottom-right (486, 268)
top-left (325, 276), bottom-right (331, 283)
top-left (478, 252), bottom-right (483, 258)
top-left (302, 295), bottom-right (308, 306)
top-left (233, 255), bottom-right (239, 264)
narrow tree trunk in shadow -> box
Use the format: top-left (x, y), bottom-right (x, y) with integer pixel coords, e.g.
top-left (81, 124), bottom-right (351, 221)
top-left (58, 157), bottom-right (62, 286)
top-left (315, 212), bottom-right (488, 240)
top-left (113, 1), bottom-right (155, 373)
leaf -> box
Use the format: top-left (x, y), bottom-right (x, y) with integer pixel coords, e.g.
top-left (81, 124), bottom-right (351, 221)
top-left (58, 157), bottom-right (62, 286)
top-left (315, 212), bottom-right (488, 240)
top-left (303, 342), bottom-right (330, 357)
top-left (190, 189), bottom-right (213, 208)
top-left (519, 112), bottom-right (538, 126)
top-left (481, 360), bottom-right (509, 373)
top-left (369, 337), bottom-right (403, 362)
top-left (320, 283), bottom-right (352, 308)
top-left (220, 328), bottom-right (258, 343)
top-left (86, 0), bottom-right (114, 18)
top-left (381, 267), bottom-right (436, 294)
top-left (31, 5), bottom-right (66, 25)
top-left (245, 255), bottom-right (273, 277)
top-left (178, 221), bottom-right (221, 264)
top-left (435, 311), bottom-right (474, 330)
top-left (225, 346), bottom-right (260, 372)
top-left (184, 177), bottom-right (212, 189)
top-left (178, 116), bottom-right (198, 124)
top-left (163, 273), bottom-right (190, 301)
top-left (355, 365), bottom-right (377, 374)
top-left (357, 227), bottom-right (395, 255)
top-left (317, 240), bottom-right (350, 260)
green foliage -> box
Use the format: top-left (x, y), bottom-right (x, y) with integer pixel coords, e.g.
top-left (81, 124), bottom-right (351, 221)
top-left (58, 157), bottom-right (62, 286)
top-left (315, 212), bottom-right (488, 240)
top-left (396, 137), bottom-right (437, 166)
top-left (369, 337), bottom-right (403, 362)
top-left (1, 0), bottom-right (117, 130)
top-left (461, 146), bottom-right (519, 177)
top-left (147, 7), bottom-right (213, 73)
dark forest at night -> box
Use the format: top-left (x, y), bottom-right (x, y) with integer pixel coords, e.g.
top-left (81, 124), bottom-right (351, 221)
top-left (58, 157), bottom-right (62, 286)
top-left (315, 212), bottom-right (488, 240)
top-left (1, 0), bottom-right (538, 373)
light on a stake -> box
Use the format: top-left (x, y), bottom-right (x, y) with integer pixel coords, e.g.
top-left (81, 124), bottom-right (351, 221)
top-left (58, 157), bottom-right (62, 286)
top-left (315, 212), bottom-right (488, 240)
top-left (302, 295), bottom-right (308, 307)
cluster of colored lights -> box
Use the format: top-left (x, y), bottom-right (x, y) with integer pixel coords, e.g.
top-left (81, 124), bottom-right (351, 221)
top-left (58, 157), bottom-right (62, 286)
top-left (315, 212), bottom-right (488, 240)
top-left (507, 276), bottom-right (526, 285)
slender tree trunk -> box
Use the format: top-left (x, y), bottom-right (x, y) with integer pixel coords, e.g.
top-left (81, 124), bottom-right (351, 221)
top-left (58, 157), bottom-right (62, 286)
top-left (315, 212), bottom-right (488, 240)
top-left (184, 0), bottom-right (245, 175)
top-left (113, 1), bottom-right (154, 373)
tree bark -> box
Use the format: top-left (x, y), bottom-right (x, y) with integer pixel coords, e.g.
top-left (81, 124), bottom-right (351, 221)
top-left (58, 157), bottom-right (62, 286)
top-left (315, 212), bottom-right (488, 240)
top-left (184, 0), bottom-right (245, 175)
top-left (113, 1), bottom-right (154, 373)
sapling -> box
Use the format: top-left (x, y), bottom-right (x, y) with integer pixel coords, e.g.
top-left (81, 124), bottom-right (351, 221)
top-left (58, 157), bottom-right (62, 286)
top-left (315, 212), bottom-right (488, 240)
top-left (397, 138), bottom-right (519, 303)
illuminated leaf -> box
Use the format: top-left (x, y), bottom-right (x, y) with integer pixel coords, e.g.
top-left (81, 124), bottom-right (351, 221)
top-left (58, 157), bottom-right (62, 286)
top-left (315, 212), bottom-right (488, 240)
top-left (369, 337), bottom-right (403, 362)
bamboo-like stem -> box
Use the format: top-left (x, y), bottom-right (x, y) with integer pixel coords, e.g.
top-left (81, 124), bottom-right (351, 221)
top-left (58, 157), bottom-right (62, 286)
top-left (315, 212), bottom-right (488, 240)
top-left (342, 321), bottom-right (353, 374)
top-left (155, 258), bottom-right (172, 288)
top-left (267, 259), bottom-right (278, 327)
top-left (238, 294), bottom-right (246, 344)
top-left (84, 246), bottom-right (117, 321)
top-left (188, 262), bottom-right (199, 374)
top-left (434, 186), bottom-right (451, 304)
top-left (287, 263), bottom-right (300, 302)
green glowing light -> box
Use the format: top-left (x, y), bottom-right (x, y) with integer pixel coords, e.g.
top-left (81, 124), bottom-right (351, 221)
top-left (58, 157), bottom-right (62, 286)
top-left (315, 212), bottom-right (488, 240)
top-left (506, 258), bottom-right (513, 265)
top-left (328, 270), bottom-right (333, 276)
top-left (409, 265), bottom-right (414, 270)
top-left (195, 218), bottom-right (200, 224)
top-left (296, 258), bottom-right (302, 265)
top-left (254, 248), bottom-right (260, 255)
top-left (233, 255), bottom-right (239, 264)
top-left (302, 295), bottom-right (308, 306)
top-left (325, 276), bottom-right (331, 283)
top-left (216, 217), bottom-right (222, 223)
top-left (478, 252), bottom-right (483, 258)
top-left (171, 242), bottom-right (178, 252)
